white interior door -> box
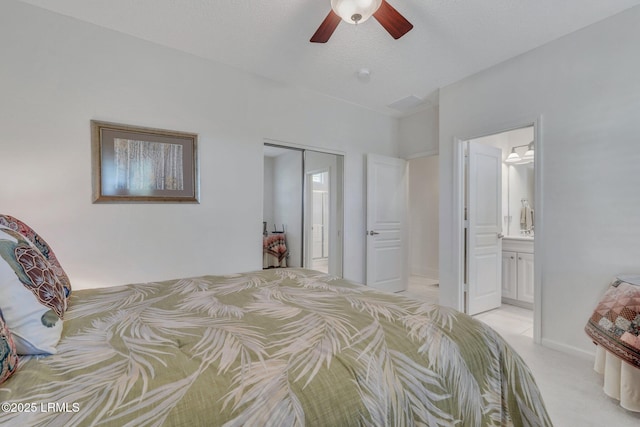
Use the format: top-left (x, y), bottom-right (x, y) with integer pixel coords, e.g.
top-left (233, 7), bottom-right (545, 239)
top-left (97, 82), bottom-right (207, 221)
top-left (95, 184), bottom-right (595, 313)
top-left (467, 142), bottom-right (502, 315)
top-left (366, 154), bottom-right (407, 292)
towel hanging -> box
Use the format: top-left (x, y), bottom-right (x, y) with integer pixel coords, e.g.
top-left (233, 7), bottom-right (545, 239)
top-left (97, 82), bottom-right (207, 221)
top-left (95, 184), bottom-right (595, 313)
top-left (520, 205), bottom-right (533, 231)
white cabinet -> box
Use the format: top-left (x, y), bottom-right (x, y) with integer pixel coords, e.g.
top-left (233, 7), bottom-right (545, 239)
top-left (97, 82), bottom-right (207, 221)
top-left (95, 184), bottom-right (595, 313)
top-left (501, 251), bottom-right (518, 300)
top-left (501, 238), bottom-right (534, 308)
top-left (516, 252), bottom-right (534, 304)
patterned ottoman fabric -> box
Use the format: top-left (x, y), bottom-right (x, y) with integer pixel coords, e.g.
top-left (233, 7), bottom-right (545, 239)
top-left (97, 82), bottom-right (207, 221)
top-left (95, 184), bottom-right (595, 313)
top-left (585, 277), bottom-right (640, 367)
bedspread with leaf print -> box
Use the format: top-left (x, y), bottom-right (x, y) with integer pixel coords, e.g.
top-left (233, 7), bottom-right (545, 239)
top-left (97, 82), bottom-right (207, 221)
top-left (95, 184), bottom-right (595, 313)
top-left (0, 268), bottom-right (552, 426)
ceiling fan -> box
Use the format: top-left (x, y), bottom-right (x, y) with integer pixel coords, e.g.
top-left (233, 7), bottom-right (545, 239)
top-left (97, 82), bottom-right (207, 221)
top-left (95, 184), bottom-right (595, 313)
top-left (310, 0), bottom-right (413, 43)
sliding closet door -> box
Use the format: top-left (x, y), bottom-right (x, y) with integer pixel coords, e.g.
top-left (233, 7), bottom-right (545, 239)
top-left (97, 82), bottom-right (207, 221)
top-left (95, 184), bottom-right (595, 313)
top-left (264, 145), bottom-right (303, 267)
top-left (305, 151), bottom-right (344, 277)
top-left (263, 144), bottom-right (343, 276)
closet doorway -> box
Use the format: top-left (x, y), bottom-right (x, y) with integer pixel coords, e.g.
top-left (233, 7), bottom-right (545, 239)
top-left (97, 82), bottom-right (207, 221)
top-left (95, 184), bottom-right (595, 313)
top-left (263, 143), bottom-right (344, 277)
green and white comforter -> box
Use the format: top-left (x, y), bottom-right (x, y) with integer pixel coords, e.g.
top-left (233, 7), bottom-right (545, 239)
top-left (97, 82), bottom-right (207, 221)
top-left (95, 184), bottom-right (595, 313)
top-left (0, 268), bottom-right (552, 426)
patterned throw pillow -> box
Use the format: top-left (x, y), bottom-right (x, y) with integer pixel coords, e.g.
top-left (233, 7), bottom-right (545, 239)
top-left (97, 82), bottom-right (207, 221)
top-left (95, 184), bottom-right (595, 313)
top-left (0, 308), bottom-right (18, 383)
top-left (0, 226), bottom-right (66, 354)
top-left (0, 214), bottom-right (71, 300)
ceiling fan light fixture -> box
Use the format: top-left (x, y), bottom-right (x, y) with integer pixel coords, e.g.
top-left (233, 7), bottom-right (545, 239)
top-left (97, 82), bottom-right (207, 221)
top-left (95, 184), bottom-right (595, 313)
top-left (311, 0), bottom-right (412, 43)
top-left (331, 0), bottom-right (382, 24)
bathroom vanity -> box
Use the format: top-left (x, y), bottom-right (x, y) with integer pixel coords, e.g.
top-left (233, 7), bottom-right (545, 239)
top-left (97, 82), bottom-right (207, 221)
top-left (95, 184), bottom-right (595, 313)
top-left (501, 237), bottom-right (534, 308)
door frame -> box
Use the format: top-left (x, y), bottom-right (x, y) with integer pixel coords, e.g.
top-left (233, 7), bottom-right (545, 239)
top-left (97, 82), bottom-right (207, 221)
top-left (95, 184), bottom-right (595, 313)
top-left (452, 117), bottom-right (543, 344)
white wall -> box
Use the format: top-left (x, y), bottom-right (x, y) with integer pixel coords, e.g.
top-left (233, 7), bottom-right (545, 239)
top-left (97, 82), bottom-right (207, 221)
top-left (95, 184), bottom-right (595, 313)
top-left (398, 105), bottom-right (439, 159)
top-left (408, 156), bottom-right (439, 279)
top-left (401, 104), bottom-right (440, 281)
top-left (438, 6), bottom-right (640, 356)
top-left (0, 0), bottom-right (398, 288)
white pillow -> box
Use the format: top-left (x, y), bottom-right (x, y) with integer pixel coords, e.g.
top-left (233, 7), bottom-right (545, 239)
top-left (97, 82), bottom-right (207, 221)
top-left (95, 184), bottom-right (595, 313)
top-left (0, 226), bottom-right (66, 354)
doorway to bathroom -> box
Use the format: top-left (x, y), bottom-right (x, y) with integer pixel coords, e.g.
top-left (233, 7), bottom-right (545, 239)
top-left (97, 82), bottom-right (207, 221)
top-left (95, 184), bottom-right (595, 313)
top-left (456, 122), bottom-right (541, 341)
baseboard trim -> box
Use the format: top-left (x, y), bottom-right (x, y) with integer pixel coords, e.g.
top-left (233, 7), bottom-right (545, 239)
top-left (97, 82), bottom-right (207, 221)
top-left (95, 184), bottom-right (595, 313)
top-left (541, 338), bottom-right (595, 362)
top-left (410, 269), bottom-right (439, 281)
top-left (501, 297), bottom-right (533, 310)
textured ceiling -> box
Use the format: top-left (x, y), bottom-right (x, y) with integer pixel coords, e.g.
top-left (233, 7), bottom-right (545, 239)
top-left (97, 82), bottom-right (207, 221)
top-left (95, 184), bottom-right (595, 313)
top-left (18, 0), bottom-right (640, 117)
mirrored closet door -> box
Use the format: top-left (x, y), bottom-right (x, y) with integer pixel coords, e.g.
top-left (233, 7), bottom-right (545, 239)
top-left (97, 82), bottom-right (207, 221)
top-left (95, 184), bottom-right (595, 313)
top-left (263, 144), bottom-right (344, 277)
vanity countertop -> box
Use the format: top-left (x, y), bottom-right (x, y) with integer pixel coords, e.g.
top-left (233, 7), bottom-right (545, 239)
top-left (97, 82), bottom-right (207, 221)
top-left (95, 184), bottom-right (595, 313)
top-left (503, 236), bottom-right (534, 253)
top-left (503, 235), bottom-right (534, 241)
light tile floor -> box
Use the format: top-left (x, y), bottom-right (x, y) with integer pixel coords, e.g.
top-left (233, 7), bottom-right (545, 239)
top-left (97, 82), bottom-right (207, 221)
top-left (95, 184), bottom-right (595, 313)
top-left (401, 276), bottom-right (640, 427)
top-left (473, 303), bottom-right (534, 338)
top-left (310, 257), bottom-right (328, 273)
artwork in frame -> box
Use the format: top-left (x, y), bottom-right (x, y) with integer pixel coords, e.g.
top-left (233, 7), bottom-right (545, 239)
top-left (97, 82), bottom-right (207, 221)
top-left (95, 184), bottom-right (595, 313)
top-left (91, 121), bottom-right (199, 203)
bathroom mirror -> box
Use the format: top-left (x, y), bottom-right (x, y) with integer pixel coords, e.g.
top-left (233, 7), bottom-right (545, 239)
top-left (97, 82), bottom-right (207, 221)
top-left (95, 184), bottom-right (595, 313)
top-left (507, 162), bottom-right (535, 236)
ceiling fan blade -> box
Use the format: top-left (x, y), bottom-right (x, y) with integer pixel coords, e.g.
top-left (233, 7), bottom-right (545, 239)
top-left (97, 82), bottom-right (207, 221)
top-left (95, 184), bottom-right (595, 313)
top-left (310, 10), bottom-right (341, 43)
top-left (373, 0), bottom-right (413, 39)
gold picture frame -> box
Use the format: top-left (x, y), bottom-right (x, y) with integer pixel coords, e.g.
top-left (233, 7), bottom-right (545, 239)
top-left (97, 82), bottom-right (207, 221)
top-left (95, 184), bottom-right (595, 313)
top-left (91, 121), bottom-right (199, 203)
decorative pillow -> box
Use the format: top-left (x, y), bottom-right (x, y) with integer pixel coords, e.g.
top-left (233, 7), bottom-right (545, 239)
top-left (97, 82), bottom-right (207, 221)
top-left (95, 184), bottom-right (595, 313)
top-left (0, 308), bottom-right (18, 383)
top-left (0, 214), bottom-right (71, 301)
top-left (0, 226), bottom-right (66, 354)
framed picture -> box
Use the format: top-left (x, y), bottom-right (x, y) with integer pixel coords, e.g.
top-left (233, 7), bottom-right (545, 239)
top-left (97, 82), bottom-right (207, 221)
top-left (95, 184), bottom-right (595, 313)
top-left (91, 121), bottom-right (199, 203)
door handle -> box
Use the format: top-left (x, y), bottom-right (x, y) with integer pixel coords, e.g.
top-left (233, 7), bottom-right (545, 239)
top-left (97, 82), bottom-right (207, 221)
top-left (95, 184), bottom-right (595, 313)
top-left (368, 230), bottom-right (380, 236)
top-left (497, 233), bottom-right (504, 239)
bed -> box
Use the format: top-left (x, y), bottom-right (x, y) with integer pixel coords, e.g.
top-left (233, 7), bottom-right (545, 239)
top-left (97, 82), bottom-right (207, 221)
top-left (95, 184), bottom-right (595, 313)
top-left (0, 266), bottom-right (552, 426)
